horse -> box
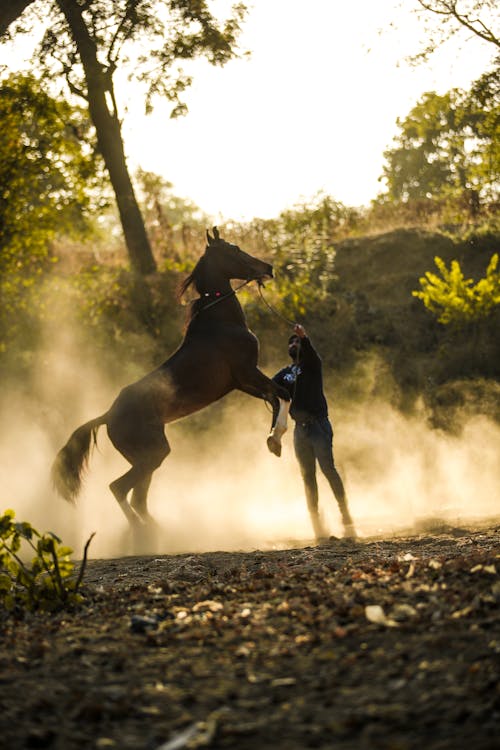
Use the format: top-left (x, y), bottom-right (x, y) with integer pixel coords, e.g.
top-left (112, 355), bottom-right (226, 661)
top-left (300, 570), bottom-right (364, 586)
top-left (51, 227), bottom-right (290, 526)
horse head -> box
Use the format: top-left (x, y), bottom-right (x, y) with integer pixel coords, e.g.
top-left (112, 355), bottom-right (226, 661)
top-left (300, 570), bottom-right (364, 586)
top-left (205, 226), bottom-right (273, 283)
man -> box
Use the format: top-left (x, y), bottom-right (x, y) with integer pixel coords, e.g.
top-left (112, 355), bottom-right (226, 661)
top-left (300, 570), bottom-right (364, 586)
top-left (273, 323), bottom-right (356, 540)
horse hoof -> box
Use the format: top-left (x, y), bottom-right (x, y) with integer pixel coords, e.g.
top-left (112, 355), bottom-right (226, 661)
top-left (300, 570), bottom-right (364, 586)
top-left (267, 436), bottom-right (282, 457)
top-left (343, 524), bottom-right (358, 541)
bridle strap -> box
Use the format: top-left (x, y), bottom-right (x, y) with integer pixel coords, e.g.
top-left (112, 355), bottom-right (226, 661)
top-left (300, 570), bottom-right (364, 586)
top-left (200, 278), bottom-right (254, 312)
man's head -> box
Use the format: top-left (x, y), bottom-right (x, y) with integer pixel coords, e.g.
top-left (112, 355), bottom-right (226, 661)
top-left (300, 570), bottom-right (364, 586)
top-left (288, 334), bottom-right (300, 361)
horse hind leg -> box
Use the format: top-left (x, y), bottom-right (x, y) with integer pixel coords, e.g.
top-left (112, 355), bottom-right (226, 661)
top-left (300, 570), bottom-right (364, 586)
top-left (109, 465), bottom-right (150, 525)
top-left (109, 433), bottom-right (170, 526)
top-left (130, 472), bottom-right (153, 521)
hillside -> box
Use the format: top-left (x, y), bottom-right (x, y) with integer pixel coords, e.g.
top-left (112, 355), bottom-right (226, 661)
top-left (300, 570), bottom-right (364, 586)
top-left (300, 228), bottom-right (500, 428)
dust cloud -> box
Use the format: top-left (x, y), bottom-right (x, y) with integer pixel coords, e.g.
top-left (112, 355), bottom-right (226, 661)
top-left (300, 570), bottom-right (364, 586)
top-left (1, 334), bottom-right (499, 560)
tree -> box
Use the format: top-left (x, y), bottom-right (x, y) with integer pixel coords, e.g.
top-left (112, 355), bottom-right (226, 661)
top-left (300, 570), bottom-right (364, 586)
top-left (0, 72), bottom-right (104, 275)
top-left (0, 0), bottom-right (34, 36)
top-left (228, 194), bottom-right (361, 320)
top-left (0, 72), bottom-right (105, 355)
top-left (1, 1), bottom-right (247, 275)
top-left (136, 169), bottom-right (209, 263)
top-left (380, 81), bottom-right (499, 214)
top-left (411, 1), bottom-right (499, 63)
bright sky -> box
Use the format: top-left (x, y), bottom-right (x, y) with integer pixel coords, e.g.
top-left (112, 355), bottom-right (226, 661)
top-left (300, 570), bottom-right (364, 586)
top-left (0, 0), bottom-right (495, 221)
top-left (119, 0), bottom-right (494, 221)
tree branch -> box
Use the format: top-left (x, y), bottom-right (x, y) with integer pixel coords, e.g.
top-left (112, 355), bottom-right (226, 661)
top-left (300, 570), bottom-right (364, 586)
top-left (416, 0), bottom-right (499, 48)
top-left (0, 0), bottom-right (35, 37)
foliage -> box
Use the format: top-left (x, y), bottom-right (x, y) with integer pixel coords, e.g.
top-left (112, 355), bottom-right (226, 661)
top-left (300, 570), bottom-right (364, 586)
top-left (411, 1), bottom-right (499, 64)
top-left (379, 81), bottom-right (499, 215)
top-left (31, 0), bottom-right (248, 118)
top-left (1, 0), bottom-right (248, 274)
top-left (69, 263), bottom-right (184, 351)
top-left (0, 72), bottom-right (106, 357)
top-left (136, 169), bottom-right (210, 263)
top-left (0, 509), bottom-right (93, 613)
top-left (229, 194), bottom-right (362, 321)
top-left (413, 252), bottom-right (500, 324)
top-left (0, 0), bottom-right (33, 36)
top-left (0, 72), bottom-right (104, 274)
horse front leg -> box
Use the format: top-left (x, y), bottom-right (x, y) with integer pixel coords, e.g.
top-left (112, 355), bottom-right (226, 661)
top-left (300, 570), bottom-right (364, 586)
top-left (266, 394), bottom-right (290, 457)
top-left (236, 369), bottom-right (290, 457)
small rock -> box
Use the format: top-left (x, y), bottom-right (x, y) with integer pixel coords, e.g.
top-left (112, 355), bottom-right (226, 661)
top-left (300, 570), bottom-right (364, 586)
top-left (130, 614), bottom-right (160, 633)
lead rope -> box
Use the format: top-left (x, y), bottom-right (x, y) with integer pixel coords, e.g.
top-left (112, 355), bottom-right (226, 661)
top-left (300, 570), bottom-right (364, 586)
top-left (199, 278), bottom-right (297, 326)
top-left (257, 283), bottom-right (296, 326)
top-left (256, 283), bottom-right (302, 408)
top-left (200, 279), bottom-right (303, 385)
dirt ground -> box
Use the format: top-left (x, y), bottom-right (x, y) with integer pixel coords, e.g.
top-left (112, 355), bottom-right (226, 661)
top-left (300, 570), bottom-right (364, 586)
top-left (1, 522), bottom-right (499, 750)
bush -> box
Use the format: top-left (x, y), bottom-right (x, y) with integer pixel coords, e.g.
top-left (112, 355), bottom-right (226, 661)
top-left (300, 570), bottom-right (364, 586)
top-left (413, 253), bottom-right (500, 325)
top-left (0, 510), bottom-right (93, 614)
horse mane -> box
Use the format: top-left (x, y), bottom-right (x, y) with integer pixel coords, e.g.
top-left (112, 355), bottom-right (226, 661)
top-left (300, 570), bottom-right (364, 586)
top-left (178, 256), bottom-right (206, 299)
top-left (178, 228), bottom-right (221, 300)
top-left (177, 257), bottom-right (208, 328)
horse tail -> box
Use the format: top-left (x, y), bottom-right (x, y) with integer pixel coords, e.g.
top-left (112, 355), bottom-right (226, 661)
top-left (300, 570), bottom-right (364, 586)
top-left (51, 413), bottom-right (108, 504)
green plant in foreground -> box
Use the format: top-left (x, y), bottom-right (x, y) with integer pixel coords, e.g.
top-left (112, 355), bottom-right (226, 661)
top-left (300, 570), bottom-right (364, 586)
top-left (413, 253), bottom-right (500, 325)
top-left (0, 510), bottom-right (94, 612)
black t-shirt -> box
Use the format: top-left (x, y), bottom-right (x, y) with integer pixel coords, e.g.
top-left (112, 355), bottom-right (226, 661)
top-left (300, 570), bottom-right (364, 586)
top-left (272, 336), bottom-right (328, 421)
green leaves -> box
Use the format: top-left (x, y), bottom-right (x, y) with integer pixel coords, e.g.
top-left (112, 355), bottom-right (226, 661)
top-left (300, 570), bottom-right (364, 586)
top-left (0, 72), bottom-right (105, 273)
top-left (381, 79), bottom-right (499, 217)
top-left (254, 194), bottom-right (361, 320)
top-left (0, 509), bottom-right (94, 613)
top-left (413, 253), bottom-right (500, 325)
top-left (0, 72), bottom-right (107, 358)
top-left (412, 1), bottom-right (499, 64)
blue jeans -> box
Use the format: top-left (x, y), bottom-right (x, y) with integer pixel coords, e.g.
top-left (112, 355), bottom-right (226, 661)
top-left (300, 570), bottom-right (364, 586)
top-left (293, 416), bottom-right (354, 537)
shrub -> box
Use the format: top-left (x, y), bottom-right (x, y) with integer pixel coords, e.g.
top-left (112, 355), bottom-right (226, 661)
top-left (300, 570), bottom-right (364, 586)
top-left (413, 253), bottom-right (500, 325)
top-left (0, 510), bottom-right (93, 613)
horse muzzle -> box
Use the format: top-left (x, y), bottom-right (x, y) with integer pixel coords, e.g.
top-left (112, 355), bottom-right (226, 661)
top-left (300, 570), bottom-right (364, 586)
top-left (256, 263), bottom-right (273, 284)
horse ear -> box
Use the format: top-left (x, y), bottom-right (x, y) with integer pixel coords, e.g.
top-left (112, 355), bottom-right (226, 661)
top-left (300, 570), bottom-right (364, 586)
top-left (206, 229), bottom-right (213, 244)
top-left (213, 226), bottom-right (220, 241)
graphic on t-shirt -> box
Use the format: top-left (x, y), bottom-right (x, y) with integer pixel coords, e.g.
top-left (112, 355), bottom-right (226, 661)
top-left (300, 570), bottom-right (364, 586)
top-left (283, 364), bottom-right (301, 384)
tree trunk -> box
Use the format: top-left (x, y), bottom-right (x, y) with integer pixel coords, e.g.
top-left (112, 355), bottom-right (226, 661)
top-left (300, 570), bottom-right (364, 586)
top-left (56, 0), bottom-right (157, 275)
top-left (0, 0), bottom-right (35, 36)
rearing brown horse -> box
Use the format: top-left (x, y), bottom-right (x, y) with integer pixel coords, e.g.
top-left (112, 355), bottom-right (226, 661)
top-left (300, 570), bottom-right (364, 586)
top-left (52, 228), bottom-right (290, 525)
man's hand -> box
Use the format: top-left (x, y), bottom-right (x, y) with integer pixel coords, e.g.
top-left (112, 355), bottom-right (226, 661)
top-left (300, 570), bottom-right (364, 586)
top-left (293, 323), bottom-right (306, 338)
